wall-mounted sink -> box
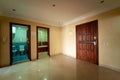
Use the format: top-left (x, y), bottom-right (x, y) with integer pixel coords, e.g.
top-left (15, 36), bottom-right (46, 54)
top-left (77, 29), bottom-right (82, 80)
top-left (38, 45), bottom-right (48, 48)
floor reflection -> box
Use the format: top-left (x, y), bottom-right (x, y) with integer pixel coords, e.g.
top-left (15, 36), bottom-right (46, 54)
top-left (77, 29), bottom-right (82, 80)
top-left (0, 55), bottom-right (120, 80)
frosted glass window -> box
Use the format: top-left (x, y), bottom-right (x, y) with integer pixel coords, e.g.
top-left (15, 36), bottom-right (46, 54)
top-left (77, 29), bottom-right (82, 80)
top-left (12, 25), bottom-right (28, 43)
top-left (38, 28), bottom-right (48, 42)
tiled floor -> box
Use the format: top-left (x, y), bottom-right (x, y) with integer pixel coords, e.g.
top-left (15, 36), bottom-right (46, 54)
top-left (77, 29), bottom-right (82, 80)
top-left (0, 55), bottom-right (120, 80)
top-left (38, 52), bottom-right (48, 59)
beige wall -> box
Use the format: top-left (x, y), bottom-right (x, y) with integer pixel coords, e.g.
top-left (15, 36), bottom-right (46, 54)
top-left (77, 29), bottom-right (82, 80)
top-left (62, 7), bottom-right (120, 70)
top-left (0, 16), bottom-right (62, 67)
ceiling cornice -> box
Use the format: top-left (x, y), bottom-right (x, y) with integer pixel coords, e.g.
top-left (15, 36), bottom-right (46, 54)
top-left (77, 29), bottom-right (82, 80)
top-left (0, 13), bottom-right (61, 27)
top-left (62, 6), bottom-right (120, 26)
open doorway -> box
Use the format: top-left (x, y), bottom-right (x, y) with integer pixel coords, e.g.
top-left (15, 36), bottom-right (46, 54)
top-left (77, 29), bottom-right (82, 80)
top-left (10, 23), bottom-right (31, 64)
top-left (37, 26), bottom-right (50, 59)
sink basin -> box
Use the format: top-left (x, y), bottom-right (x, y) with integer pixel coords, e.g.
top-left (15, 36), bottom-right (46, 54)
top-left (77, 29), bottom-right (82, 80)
top-left (38, 45), bottom-right (48, 48)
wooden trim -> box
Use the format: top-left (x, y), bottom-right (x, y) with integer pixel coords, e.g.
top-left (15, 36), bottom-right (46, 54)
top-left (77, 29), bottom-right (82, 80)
top-left (76, 20), bottom-right (98, 26)
top-left (9, 22), bottom-right (31, 65)
top-left (36, 26), bottom-right (50, 59)
top-left (76, 25), bottom-right (78, 59)
top-left (96, 20), bottom-right (99, 65)
top-left (9, 23), bottom-right (12, 65)
top-left (28, 24), bottom-right (31, 61)
top-left (48, 28), bottom-right (50, 56)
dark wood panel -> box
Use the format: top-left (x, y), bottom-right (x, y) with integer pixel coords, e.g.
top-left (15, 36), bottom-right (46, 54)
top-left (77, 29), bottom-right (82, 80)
top-left (76, 20), bottom-right (98, 65)
top-left (37, 47), bottom-right (48, 52)
top-left (38, 42), bottom-right (48, 46)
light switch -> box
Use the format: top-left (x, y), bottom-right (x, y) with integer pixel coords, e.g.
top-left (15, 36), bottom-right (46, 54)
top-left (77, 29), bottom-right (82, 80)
top-left (106, 42), bottom-right (109, 46)
top-left (103, 42), bottom-right (109, 46)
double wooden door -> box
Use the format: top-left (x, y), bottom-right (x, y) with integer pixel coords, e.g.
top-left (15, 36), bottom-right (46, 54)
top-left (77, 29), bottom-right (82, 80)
top-left (76, 20), bottom-right (98, 64)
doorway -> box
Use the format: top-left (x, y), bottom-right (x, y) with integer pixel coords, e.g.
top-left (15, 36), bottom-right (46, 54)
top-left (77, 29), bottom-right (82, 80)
top-left (76, 20), bottom-right (98, 65)
top-left (37, 26), bottom-right (50, 59)
top-left (10, 23), bottom-right (31, 64)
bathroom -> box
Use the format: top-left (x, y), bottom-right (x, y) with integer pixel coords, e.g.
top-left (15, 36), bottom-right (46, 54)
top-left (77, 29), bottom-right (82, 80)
top-left (37, 27), bottom-right (49, 59)
top-left (11, 23), bottom-right (30, 64)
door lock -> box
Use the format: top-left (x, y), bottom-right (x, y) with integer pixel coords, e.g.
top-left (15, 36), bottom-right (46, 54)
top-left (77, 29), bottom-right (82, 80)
top-left (91, 41), bottom-right (97, 45)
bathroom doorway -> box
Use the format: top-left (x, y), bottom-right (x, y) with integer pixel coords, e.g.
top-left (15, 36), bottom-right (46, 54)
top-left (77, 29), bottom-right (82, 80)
top-left (37, 26), bottom-right (50, 59)
top-left (10, 23), bottom-right (31, 64)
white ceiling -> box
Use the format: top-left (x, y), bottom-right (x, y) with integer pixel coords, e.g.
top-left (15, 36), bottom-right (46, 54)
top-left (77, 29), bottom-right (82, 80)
top-left (0, 0), bottom-right (120, 26)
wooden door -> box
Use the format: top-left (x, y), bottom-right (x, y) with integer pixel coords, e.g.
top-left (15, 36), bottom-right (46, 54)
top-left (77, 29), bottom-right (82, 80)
top-left (76, 20), bottom-right (98, 65)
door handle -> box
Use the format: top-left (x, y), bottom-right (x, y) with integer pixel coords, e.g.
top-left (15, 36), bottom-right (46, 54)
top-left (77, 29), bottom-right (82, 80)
top-left (91, 41), bottom-right (97, 45)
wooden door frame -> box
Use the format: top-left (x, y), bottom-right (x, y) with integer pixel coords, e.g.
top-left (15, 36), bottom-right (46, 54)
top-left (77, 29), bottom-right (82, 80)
top-left (9, 22), bottom-right (31, 65)
top-left (36, 26), bottom-right (50, 59)
top-left (76, 20), bottom-right (99, 65)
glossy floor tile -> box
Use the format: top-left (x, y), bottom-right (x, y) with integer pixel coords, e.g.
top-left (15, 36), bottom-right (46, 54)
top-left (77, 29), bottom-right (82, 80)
top-left (38, 52), bottom-right (48, 59)
top-left (0, 55), bottom-right (120, 80)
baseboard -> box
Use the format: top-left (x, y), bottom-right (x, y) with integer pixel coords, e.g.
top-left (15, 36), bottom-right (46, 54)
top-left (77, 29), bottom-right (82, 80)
top-left (99, 64), bottom-right (120, 72)
top-left (0, 64), bottom-right (10, 68)
top-left (63, 53), bottom-right (76, 59)
top-left (31, 58), bottom-right (37, 61)
top-left (50, 53), bottom-right (62, 57)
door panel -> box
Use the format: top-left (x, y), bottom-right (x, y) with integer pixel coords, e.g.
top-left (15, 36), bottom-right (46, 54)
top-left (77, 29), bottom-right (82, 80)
top-left (76, 20), bottom-right (98, 64)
